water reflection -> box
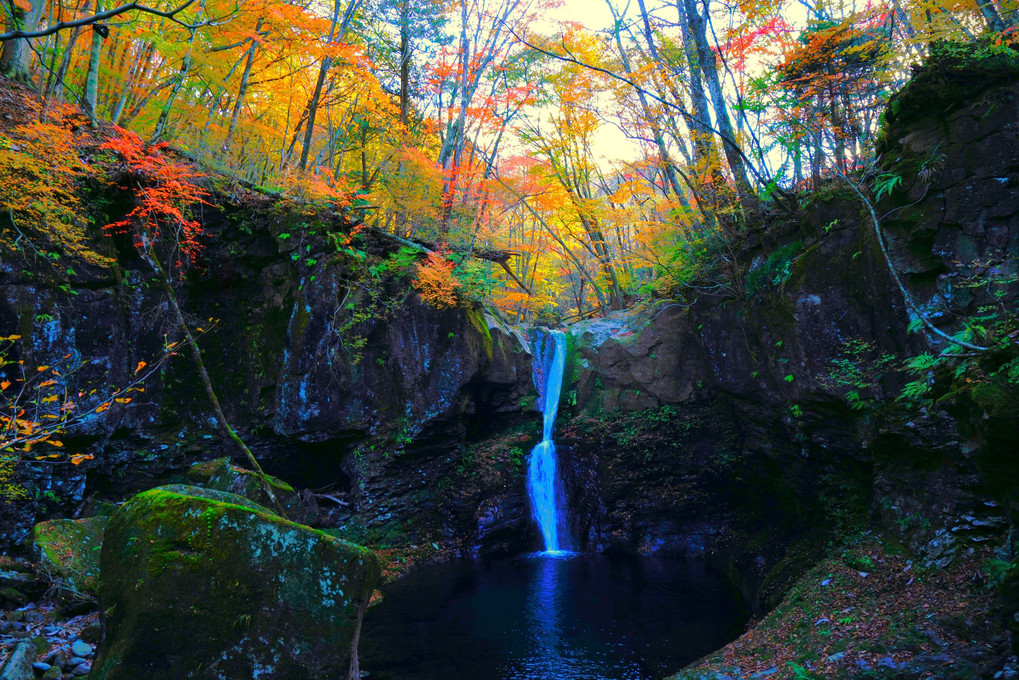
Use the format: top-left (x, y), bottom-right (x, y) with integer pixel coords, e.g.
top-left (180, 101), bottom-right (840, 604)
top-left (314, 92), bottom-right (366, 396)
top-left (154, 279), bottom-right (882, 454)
top-left (360, 553), bottom-right (748, 680)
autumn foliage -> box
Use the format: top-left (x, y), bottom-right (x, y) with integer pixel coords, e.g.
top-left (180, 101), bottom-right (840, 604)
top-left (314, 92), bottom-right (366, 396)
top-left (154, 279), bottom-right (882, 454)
top-left (0, 97), bottom-right (111, 267)
top-left (1, 0), bottom-right (1017, 323)
top-left (101, 128), bottom-right (208, 266)
top-left (413, 251), bottom-right (461, 309)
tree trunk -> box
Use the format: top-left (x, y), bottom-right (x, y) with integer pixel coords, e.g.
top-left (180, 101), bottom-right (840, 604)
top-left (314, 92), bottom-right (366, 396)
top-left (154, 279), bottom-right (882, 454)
top-left (399, 0), bottom-right (410, 127)
top-left (976, 0), bottom-right (1006, 31)
top-left (83, 5), bottom-right (105, 127)
top-left (222, 19), bottom-right (263, 155)
top-left (151, 32), bottom-right (196, 142)
top-left (1, 0), bottom-right (45, 79)
top-left (683, 0), bottom-right (758, 216)
top-left (300, 0), bottom-right (361, 171)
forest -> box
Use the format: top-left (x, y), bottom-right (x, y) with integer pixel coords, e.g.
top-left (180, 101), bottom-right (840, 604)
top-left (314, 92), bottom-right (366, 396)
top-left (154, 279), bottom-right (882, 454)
top-left (2, 0), bottom-right (1010, 319)
top-left (2, 0), bottom-right (1019, 678)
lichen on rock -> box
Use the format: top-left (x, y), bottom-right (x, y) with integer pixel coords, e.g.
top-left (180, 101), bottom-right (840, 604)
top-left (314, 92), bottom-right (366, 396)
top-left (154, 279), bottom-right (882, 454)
top-left (92, 484), bottom-right (380, 680)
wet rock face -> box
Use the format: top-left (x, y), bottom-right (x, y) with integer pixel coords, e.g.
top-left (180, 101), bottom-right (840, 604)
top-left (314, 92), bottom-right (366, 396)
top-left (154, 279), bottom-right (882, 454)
top-left (93, 485), bottom-right (380, 680)
top-left (561, 70), bottom-right (1019, 607)
top-left (0, 206), bottom-right (534, 548)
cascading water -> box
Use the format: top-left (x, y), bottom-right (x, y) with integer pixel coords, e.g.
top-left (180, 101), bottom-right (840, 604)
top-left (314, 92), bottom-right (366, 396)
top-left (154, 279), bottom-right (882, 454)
top-left (527, 329), bottom-right (568, 553)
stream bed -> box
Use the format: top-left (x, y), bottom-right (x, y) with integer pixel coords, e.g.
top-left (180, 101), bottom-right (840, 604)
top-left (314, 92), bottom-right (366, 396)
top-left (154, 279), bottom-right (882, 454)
top-left (360, 552), bottom-right (749, 680)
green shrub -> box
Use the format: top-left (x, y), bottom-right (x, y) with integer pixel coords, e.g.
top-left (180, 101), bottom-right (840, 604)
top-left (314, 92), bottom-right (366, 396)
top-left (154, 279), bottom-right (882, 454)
top-left (745, 241), bottom-right (802, 295)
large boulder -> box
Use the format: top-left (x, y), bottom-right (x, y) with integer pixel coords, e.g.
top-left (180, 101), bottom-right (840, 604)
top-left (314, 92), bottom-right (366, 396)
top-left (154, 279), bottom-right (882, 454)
top-left (92, 485), bottom-right (380, 680)
top-left (32, 516), bottom-right (109, 600)
top-left (0, 641), bottom-right (35, 680)
top-left (186, 457), bottom-right (314, 523)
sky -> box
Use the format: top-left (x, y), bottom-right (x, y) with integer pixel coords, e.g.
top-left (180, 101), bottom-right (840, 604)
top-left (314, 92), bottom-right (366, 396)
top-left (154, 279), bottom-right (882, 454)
top-left (526, 0), bottom-right (647, 166)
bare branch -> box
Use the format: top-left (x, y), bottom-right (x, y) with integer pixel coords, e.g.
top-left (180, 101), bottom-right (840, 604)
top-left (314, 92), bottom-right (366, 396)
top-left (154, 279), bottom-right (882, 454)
top-left (0, 0), bottom-right (196, 41)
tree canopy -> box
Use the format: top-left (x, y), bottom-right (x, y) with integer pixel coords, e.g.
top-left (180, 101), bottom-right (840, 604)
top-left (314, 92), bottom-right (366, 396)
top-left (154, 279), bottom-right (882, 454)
top-left (1, 0), bottom-right (1016, 320)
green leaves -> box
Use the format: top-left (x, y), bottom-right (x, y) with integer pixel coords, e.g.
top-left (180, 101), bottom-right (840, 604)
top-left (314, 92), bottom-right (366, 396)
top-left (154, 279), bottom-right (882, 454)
top-left (903, 353), bottom-right (937, 372)
top-left (873, 172), bottom-right (902, 201)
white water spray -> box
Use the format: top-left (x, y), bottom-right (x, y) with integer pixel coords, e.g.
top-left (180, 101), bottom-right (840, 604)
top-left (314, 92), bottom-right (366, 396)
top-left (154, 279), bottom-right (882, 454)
top-left (527, 330), bottom-right (567, 553)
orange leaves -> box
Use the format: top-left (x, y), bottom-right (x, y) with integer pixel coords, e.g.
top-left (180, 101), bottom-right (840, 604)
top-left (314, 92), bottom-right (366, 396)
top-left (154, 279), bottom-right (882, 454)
top-left (135, 361), bottom-right (147, 374)
top-left (413, 251), bottom-right (461, 310)
top-left (277, 166), bottom-right (357, 212)
top-left (101, 127), bottom-right (208, 268)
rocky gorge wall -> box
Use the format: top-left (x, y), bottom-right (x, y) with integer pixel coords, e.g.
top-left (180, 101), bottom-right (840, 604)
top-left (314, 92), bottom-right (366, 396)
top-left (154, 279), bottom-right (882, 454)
top-left (551, 47), bottom-right (1019, 612)
top-left (0, 197), bottom-right (536, 553)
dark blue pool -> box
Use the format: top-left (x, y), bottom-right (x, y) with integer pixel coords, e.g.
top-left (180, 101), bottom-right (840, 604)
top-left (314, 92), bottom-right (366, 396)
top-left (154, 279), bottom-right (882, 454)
top-left (359, 552), bottom-right (749, 680)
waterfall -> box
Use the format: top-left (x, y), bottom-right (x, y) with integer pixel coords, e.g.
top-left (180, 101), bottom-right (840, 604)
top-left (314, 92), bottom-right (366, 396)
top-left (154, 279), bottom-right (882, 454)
top-left (527, 329), bottom-right (568, 553)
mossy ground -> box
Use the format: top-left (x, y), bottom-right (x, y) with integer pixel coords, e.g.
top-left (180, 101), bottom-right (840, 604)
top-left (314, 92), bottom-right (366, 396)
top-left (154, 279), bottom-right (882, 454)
top-left (673, 533), bottom-right (1004, 680)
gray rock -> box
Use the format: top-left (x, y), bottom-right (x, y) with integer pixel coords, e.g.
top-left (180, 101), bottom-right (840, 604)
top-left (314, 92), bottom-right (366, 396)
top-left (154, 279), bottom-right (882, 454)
top-left (878, 657), bottom-right (903, 670)
top-left (63, 658), bottom-right (85, 669)
top-left (69, 641), bottom-right (92, 658)
top-left (31, 517), bottom-right (109, 600)
top-left (826, 652), bottom-right (846, 662)
top-left (0, 641), bottom-right (36, 680)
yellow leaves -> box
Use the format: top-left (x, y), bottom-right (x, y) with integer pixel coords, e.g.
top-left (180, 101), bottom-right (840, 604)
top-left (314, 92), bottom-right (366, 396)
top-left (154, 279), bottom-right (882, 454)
top-left (94, 402), bottom-right (112, 414)
top-left (70, 454), bottom-right (93, 465)
top-left (36, 365), bottom-right (49, 372)
top-left (114, 397), bottom-right (132, 404)
top-left (47, 440), bottom-right (63, 447)
top-left (0, 335), bottom-right (21, 342)
top-left (413, 252), bottom-right (461, 310)
top-left (0, 115), bottom-right (113, 269)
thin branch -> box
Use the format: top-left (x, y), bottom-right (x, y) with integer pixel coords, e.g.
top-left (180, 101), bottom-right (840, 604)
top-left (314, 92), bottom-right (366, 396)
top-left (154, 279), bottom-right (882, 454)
top-left (508, 27), bottom-right (795, 206)
top-left (840, 170), bottom-right (989, 352)
top-left (0, 0), bottom-right (196, 40)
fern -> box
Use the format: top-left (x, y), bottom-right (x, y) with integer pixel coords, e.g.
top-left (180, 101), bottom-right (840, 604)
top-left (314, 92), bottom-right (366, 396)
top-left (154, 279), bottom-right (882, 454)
top-left (874, 172), bottom-right (902, 200)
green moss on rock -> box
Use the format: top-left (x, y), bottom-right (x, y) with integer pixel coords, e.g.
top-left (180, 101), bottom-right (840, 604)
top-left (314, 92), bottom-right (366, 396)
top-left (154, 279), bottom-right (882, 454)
top-left (879, 41), bottom-right (1019, 148)
top-left (92, 485), bottom-right (380, 680)
top-left (31, 516), bottom-right (108, 600)
top-left (186, 458), bottom-right (306, 520)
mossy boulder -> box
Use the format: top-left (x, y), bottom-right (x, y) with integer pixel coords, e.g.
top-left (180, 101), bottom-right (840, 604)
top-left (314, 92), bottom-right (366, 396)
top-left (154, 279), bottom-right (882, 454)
top-left (186, 457), bottom-right (311, 522)
top-left (31, 516), bottom-right (108, 600)
top-left (880, 40), bottom-right (1019, 137)
top-left (92, 485), bottom-right (380, 680)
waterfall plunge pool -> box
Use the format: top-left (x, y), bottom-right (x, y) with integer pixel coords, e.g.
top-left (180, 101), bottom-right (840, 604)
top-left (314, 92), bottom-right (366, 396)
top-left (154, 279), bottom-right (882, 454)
top-left (359, 552), bottom-right (749, 680)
